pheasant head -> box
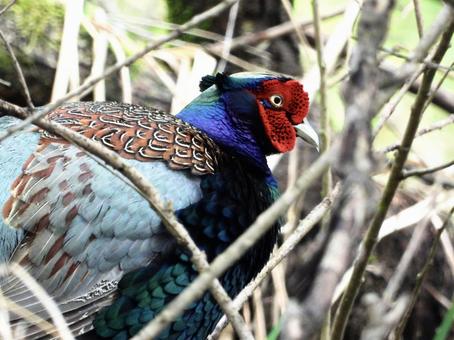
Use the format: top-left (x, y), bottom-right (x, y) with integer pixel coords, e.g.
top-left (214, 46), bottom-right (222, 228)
top-left (177, 72), bottom-right (318, 172)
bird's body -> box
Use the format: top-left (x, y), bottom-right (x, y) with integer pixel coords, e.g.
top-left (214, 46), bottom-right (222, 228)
top-left (0, 73), bottom-right (316, 339)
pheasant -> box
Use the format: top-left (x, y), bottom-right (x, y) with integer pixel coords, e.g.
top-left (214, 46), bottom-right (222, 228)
top-left (0, 72), bottom-right (318, 339)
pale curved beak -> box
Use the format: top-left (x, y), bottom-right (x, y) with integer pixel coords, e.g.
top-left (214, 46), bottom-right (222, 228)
top-left (295, 119), bottom-right (319, 152)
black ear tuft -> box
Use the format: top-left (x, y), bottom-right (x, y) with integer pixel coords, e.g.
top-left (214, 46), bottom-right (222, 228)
top-left (199, 73), bottom-right (232, 92)
top-left (199, 75), bottom-right (217, 92)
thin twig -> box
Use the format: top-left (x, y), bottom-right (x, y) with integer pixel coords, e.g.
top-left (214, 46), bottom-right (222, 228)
top-left (304, 0), bottom-right (364, 101)
top-left (393, 207), bottom-right (454, 339)
top-left (90, 7), bottom-right (109, 101)
top-left (401, 159), bottom-right (454, 179)
top-left (311, 0), bottom-right (331, 198)
top-left (208, 183), bottom-right (341, 339)
top-left (330, 18), bottom-right (454, 340)
top-left (374, 56), bottom-right (452, 140)
top-left (392, 4), bottom-right (454, 83)
top-left (378, 46), bottom-right (454, 71)
top-left (422, 61), bottom-right (454, 113)
top-left (207, 8), bottom-right (344, 54)
top-left (253, 289), bottom-right (267, 340)
top-left (380, 115), bottom-right (454, 153)
top-left (383, 216), bottom-right (431, 303)
top-left (0, 0), bottom-right (16, 16)
top-left (216, 0), bottom-right (239, 73)
top-left (373, 63), bottom-right (425, 139)
top-left (412, 0), bottom-right (424, 38)
top-left (281, 0), bottom-right (311, 52)
top-left (0, 30), bottom-right (34, 108)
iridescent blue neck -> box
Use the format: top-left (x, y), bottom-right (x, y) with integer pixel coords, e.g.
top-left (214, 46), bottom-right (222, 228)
top-left (176, 87), bottom-right (271, 175)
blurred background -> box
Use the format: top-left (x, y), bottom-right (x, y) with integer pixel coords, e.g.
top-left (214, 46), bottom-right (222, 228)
top-left (0, 0), bottom-right (453, 339)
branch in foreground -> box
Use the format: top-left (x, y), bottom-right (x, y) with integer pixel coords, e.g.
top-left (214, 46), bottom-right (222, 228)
top-left (208, 183), bottom-right (343, 339)
top-left (131, 148), bottom-right (333, 340)
top-left (331, 17), bottom-right (454, 340)
top-left (0, 99), bottom-right (252, 339)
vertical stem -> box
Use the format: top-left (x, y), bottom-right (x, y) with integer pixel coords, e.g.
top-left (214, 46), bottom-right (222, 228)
top-left (311, 0), bottom-right (331, 198)
top-left (413, 0), bottom-right (424, 38)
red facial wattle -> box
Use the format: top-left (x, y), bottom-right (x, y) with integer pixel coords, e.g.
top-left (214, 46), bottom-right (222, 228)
top-left (251, 79), bottom-right (310, 153)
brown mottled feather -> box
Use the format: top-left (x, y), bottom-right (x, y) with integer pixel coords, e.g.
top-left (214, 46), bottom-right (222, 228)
top-left (42, 102), bottom-right (221, 175)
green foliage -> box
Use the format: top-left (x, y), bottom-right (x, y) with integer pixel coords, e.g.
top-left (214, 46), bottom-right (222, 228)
top-left (267, 319), bottom-right (282, 340)
top-left (10, 0), bottom-right (64, 50)
top-left (164, 0), bottom-right (219, 41)
top-left (433, 300), bottom-right (454, 340)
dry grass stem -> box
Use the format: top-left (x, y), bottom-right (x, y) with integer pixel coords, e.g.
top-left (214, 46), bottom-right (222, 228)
top-left (0, 0), bottom-right (16, 16)
top-left (393, 208), bottom-right (454, 339)
top-left (412, 0), bottom-right (424, 38)
top-left (311, 0), bottom-right (332, 199)
top-left (51, 0), bottom-right (84, 102)
top-left (216, 0), bottom-right (239, 73)
top-left (0, 30), bottom-right (34, 108)
top-left (253, 289), bottom-right (266, 339)
top-left (91, 8), bottom-right (109, 101)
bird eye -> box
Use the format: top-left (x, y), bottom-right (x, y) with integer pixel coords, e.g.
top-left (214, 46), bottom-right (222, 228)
top-left (270, 94), bottom-right (284, 108)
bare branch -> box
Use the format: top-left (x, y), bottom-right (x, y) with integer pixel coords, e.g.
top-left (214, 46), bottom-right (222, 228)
top-left (412, 0), bottom-right (424, 38)
top-left (0, 0), bottom-right (16, 16)
top-left (380, 115), bottom-right (454, 154)
top-left (422, 61), bottom-right (454, 113)
top-left (0, 30), bottom-right (34, 108)
top-left (373, 64), bottom-right (425, 139)
top-left (207, 8), bottom-right (344, 55)
top-left (393, 208), bottom-right (454, 338)
top-left (216, 1), bottom-right (239, 73)
top-left (383, 217), bottom-right (430, 303)
top-left (311, 0), bottom-right (332, 198)
top-left (0, 294), bottom-right (56, 338)
top-left (401, 159), bottom-right (454, 179)
top-left (389, 4), bottom-right (454, 85)
top-left (331, 16), bottom-right (454, 340)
